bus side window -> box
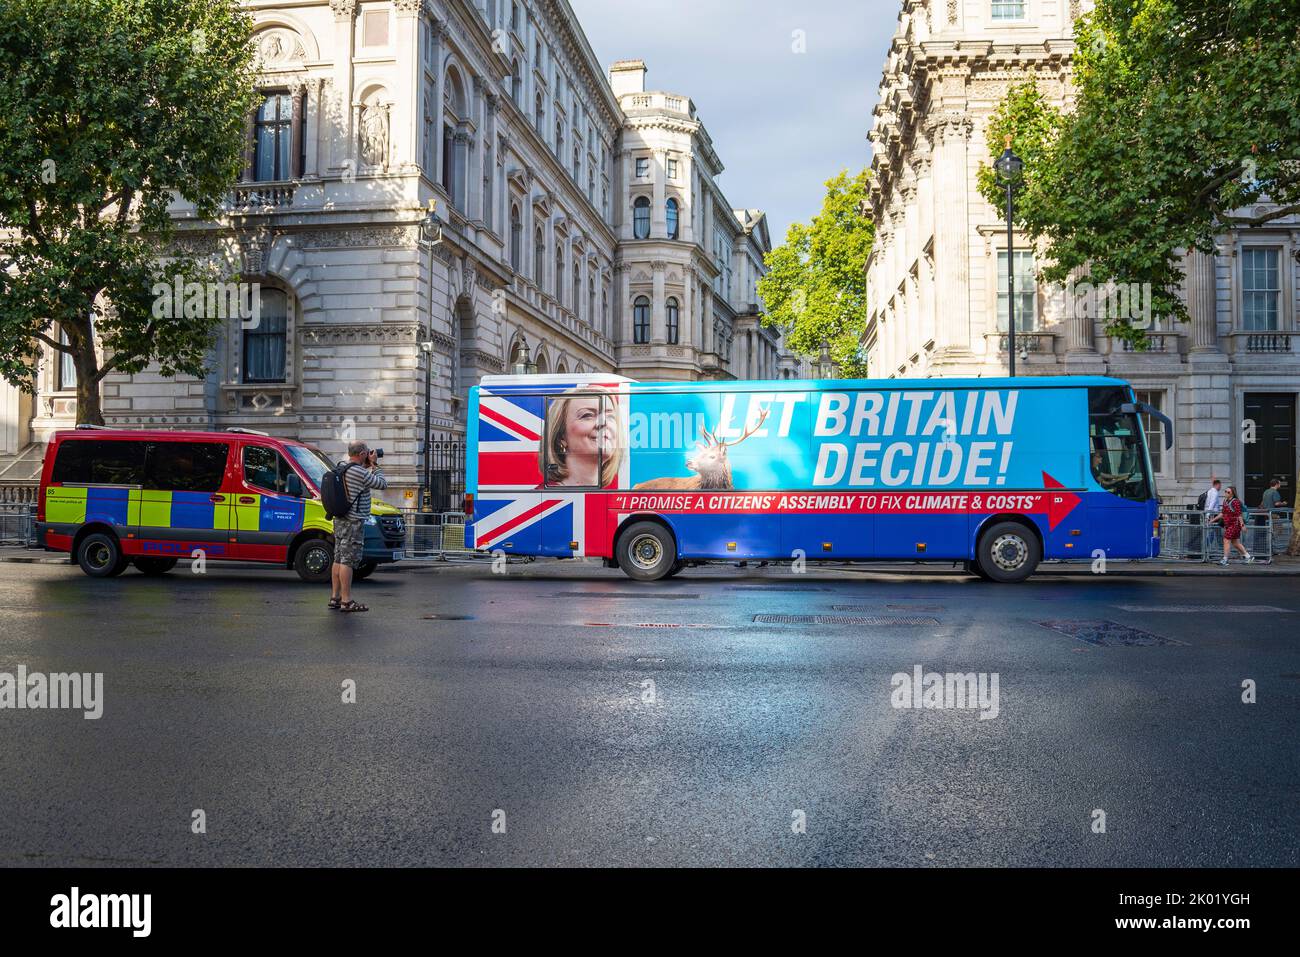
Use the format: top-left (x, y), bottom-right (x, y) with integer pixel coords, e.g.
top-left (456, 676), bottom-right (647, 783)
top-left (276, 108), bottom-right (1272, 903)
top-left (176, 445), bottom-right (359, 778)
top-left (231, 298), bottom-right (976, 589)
top-left (543, 390), bottom-right (621, 488)
top-left (1089, 414), bottom-right (1149, 500)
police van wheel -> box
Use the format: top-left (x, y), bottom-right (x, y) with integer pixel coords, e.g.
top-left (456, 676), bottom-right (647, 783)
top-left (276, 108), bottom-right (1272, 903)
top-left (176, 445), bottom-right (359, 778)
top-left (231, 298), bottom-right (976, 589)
top-left (353, 561), bottom-right (377, 581)
top-left (617, 522), bottom-right (676, 582)
top-left (294, 538), bottom-right (334, 583)
top-left (77, 532), bottom-right (127, 579)
top-left (133, 557), bottom-right (177, 576)
top-left (976, 521), bottom-right (1041, 584)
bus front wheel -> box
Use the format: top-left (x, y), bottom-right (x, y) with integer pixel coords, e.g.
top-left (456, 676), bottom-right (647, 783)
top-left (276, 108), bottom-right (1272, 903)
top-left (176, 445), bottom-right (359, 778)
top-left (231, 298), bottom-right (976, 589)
top-left (617, 522), bottom-right (677, 582)
top-left (976, 521), bottom-right (1041, 583)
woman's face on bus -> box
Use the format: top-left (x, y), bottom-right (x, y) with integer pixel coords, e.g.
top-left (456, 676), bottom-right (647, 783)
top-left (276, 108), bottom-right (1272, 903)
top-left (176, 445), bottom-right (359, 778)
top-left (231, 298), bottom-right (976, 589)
top-left (563, 398), bottom-right (610, 458)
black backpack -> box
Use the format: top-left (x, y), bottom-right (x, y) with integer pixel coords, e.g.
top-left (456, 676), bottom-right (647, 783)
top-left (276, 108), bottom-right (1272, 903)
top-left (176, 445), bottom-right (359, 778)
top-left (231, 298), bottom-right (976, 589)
top-left (321, 463), bottom-right (364, 519)
top-left (1196, 490), bottom-right (1209, 511)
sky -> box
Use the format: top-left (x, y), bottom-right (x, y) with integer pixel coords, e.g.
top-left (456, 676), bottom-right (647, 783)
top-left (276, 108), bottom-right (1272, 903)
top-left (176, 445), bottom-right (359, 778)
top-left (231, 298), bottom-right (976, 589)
top-left (567, 0), bottom-right (899, 245)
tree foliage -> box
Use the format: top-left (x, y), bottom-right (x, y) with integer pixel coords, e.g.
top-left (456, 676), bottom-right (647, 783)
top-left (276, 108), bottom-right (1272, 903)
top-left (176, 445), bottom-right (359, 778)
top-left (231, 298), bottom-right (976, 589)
top-left (0, 0), bottom-right (259, 422)
top-left (978, 0), bottom-right (1300, 341)
top-left (758, 169), bottom-right (874, 377)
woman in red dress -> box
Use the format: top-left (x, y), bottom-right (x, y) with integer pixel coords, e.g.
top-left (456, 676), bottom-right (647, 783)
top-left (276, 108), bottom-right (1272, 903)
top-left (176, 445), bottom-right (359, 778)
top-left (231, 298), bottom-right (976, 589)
top-left (1213, 485), bottom-right (1254, 566)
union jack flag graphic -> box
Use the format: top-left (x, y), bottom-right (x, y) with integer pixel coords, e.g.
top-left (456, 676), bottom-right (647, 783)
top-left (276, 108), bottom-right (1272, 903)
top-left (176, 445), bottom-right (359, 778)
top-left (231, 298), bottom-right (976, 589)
top-left (469, 379), bottom-right (629, 556)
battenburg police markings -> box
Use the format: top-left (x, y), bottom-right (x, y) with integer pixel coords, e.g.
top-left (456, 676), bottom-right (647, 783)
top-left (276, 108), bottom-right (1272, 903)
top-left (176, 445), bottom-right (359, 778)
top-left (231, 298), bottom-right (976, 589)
top-left (1114, 605), bottom-right (1294, 613)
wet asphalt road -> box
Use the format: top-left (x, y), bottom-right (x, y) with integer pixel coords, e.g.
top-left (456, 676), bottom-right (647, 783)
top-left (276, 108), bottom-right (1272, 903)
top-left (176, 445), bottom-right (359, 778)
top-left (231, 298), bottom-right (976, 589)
top-left (0, 558), bottom-right (1297, 867)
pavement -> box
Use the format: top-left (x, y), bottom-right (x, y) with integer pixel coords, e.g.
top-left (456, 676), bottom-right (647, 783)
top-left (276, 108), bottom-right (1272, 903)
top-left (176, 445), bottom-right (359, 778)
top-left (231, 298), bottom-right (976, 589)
top-left (0, 557), bottom-right (1297, 867)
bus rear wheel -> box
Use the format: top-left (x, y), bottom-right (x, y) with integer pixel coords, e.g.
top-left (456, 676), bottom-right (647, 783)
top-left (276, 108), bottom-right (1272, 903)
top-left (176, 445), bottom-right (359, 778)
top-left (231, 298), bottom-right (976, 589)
top-left (617, 522), bottom-right (677, 582)
top-left (976, 521), bottom-right (1041, 583)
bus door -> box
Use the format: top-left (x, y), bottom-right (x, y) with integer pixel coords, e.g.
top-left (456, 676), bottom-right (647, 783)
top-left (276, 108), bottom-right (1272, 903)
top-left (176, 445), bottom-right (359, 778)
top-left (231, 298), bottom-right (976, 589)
top-left (235, 443), bottom-right (306, 561)
top-left (1085, 391), bottom-right (1154, 558)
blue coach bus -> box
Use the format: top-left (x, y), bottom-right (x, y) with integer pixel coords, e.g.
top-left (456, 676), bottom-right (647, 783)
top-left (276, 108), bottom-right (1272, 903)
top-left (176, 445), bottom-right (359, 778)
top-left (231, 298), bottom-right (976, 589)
top-left (466, 374), bottom-right (1172, 582)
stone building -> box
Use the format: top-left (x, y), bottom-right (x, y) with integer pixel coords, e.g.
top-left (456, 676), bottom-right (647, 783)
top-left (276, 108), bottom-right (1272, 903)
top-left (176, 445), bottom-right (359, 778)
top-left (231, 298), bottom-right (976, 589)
top-left (864, 0), bottom-right (1299, 505)
top-left (0, 0), bottom-right (794, 504)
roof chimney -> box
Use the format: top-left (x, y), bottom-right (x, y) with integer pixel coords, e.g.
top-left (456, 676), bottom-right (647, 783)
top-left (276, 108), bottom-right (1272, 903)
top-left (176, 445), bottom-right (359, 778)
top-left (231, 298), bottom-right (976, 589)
top-left (609, 59), bottom-right (647, 97)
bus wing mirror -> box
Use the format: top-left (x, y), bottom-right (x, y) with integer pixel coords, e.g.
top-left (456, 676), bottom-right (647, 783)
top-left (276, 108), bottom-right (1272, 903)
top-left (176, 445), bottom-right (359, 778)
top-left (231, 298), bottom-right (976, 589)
top-left (1131, 401), bottom-right (1175, 450)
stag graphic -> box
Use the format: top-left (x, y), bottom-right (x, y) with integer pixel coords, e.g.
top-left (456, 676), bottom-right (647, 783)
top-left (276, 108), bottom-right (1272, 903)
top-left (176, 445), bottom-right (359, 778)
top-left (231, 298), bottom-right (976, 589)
top-left (633, 406), bottom-right (770, 490)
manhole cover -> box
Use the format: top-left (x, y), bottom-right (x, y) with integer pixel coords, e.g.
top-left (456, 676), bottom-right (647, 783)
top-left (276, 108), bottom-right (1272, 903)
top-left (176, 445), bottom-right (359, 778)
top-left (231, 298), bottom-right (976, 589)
top-left (753, 614), bottom-right (939, 625)
top-left (422, 614), bottom-right (475, 621)
top-left (1037, 619), bottom-right (1184, 646)
top-left (735, 586), bottom-right (833, 592)
top-left (832, 604), bottom-right (947, 612)
top-left (555, 592), bottom-right (700, 599)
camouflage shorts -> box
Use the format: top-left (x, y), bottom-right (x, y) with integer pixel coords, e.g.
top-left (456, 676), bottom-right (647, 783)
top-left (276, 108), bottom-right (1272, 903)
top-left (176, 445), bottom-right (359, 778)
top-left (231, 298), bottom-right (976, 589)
top-left (333, 517), bottom-right (365, 569)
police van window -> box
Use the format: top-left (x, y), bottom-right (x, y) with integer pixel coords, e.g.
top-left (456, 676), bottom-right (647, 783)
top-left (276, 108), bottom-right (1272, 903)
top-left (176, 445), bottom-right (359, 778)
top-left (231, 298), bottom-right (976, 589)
top-left (146, 442), bottom-right (228, 493)
top-left (243, 445), bottom-right (293, 494)
top-left (51, 440), bottom-right (147, 486)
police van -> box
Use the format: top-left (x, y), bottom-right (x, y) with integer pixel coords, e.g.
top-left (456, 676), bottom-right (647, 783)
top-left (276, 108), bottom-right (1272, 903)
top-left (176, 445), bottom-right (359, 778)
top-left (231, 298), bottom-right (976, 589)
top-left (35, 427), bottom-right (405, 582)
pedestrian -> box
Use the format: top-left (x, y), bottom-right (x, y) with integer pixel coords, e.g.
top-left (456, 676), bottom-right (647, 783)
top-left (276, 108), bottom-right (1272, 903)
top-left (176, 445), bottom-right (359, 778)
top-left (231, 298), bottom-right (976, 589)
top-left (1260, 477), bottom-right (1284, 513)
top-left (329, 440), bottom-right (387, 612)
top-left (1212, 485), bottom-right (1253, 566)
top-left (1198, 476), bottom-right (1222, 559)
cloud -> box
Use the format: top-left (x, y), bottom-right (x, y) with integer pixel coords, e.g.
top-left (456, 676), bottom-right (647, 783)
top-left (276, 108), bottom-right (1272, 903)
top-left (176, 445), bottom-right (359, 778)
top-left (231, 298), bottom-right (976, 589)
top-left (568, 0), bottom-right (894, 240)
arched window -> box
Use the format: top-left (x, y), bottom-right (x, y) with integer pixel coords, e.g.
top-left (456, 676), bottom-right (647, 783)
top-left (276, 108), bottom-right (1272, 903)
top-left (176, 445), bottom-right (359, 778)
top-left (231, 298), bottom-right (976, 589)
top-left (510, 59), bottom-right (522, 106)
top-left (633, 295), bottom-right (650, 344)
top-left (555, 244), bottom-right (564, 304)
top-left (666, 197), bottom-right (679, 240)
top-left (555, 120), bottom-right (563, 157)
top-left (588, 277), bottom-right (596, 327)
top-left (534, 92), bottom-right (544, 132)
top-left (573, 145), bottom-right (580, 180)
top-left (509, 205), bottom-right (522, 271)
top-left (443, 67), bottom-right (468, 208)
top-left (534, 226), bottom-right (545, 287)
top-left (666, 297), bottom-right (680, 344)
top-left (244, 288), bottom-right (289, 383)
top-left (633, 196), bottom-right (650, 239)
top-left (572, 261), bottom-right (580, 316)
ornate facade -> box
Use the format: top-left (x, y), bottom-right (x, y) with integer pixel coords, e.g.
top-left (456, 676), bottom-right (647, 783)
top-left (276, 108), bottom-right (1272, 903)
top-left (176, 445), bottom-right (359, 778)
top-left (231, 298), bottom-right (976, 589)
top-left (865, 0), bottom-right (1300, 505)
top-left (1, 0), bottom-right (795, 503)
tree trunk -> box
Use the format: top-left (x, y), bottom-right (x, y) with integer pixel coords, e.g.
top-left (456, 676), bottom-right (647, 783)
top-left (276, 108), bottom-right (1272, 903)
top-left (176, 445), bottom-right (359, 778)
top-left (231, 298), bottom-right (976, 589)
top-left (67, 317), bottom-right (105, 426)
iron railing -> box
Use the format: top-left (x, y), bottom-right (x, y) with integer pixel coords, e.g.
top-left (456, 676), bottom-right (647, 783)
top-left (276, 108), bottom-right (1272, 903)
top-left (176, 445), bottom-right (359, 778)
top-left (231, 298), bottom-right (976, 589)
top-left (1157, 505), bottom-right (1293, 562)
top-left (0, 503), bottom-right (36, 547)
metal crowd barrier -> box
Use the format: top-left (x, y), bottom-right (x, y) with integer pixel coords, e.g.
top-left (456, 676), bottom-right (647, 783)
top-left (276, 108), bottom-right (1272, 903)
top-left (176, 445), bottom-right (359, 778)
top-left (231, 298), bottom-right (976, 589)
top-left (1158, 505), bottom-right (1293, 562)
top-left (0, 503), bottom-right (36, 547)
top-left (397, 509), bottom-right (477, 561)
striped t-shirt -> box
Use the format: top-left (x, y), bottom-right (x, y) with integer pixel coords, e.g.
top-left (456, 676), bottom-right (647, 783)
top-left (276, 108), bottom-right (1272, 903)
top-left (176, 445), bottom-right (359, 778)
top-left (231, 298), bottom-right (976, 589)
top-left (340, 463), bottom-right (387, 520)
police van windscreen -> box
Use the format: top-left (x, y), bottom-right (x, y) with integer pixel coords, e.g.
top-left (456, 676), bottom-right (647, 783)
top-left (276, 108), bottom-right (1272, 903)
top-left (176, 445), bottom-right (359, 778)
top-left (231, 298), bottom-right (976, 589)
top-left (286, 445), bottom-right (333, 492)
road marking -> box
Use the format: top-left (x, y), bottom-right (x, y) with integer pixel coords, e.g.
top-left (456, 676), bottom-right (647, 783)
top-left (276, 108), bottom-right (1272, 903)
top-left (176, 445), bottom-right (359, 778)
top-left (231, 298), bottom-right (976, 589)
top-left (754, 614), bottom-right (940, 625)
top-left (1115, 605), bottom-right (1293, 613)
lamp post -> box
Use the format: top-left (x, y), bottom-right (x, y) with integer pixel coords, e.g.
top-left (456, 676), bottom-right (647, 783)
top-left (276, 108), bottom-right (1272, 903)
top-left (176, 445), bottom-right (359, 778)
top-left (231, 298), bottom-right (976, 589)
top-left (418, 200), bottom-right (443, 512)
top-left (513, 339), bottom-right (536, 375)
top-left (993, 136), bottom-right (1024, 377)
top-left (816, 340), bottom-right (835, 380)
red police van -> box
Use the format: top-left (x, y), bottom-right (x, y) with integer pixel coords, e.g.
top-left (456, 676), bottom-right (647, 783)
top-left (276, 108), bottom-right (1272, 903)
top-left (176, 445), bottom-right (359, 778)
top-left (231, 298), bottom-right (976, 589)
top-left (36, 426), bottom-right (405, 581)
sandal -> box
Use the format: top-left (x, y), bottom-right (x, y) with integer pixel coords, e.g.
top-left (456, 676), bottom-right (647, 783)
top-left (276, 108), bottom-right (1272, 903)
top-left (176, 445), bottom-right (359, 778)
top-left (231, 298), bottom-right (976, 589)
top-left (328, 596), bottom-right (342, 610)
top-left (339, 600), bottom-right (369, 613)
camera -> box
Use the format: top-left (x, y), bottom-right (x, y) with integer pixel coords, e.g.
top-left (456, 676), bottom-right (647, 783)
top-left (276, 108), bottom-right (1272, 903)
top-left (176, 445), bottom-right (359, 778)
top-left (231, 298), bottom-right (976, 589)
top-left (373, 448), bottom-right (384, 459)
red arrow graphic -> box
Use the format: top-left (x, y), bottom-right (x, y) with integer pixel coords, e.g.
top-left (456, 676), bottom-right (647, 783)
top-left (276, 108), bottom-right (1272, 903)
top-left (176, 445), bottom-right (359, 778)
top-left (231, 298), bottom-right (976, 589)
top-left (1041, 472), bottom-right (1081, 531)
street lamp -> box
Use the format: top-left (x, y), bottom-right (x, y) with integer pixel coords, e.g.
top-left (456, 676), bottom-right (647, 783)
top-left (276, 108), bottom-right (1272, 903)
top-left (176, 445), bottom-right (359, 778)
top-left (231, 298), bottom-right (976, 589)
top-left (816, 340), bottom-right (835, 380)
top-left (418, 200), bottom-right (443, 512)
top-left (993, 136), bottom-right (1024, 377)
top-left (513, 339), bottom-right (536, 375)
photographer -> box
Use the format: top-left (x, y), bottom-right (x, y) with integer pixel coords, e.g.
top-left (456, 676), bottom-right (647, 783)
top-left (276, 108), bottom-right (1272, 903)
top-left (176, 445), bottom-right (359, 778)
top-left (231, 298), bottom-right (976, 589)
top-left (330, 440), bottom-right (388, 613)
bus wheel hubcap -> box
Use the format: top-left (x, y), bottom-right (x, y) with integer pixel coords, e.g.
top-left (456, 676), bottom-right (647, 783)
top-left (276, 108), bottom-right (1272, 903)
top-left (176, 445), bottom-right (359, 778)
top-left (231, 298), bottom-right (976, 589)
top-left (991, 534), bottom-right (1028, 571)
top-left (629, 535), bottom-right (662, 570)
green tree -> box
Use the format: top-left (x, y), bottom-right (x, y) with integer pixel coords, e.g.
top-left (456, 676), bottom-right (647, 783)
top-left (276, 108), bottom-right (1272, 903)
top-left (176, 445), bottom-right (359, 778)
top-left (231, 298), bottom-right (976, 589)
top-left (758, 169), bottom-right (874, 377)
top-left (0, 0), bottom-right (259, 423)
top-left (978, 0), bottom-right (1300, 343)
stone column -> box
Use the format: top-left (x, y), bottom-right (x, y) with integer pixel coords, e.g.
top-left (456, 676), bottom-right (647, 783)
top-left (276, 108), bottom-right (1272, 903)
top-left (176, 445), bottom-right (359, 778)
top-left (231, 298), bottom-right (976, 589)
top-left (1187, 248), bottom-right (1220, 353)
top-left (682, 267), bottom-right (694, 350)
top-left (652, 149), bottom-right (667, 235)
top-left (394, 0), bottom-right (421, 169)
top-left (651, 261), bottom-right (666, 343)
top-left (329, 0), bottom-right (357, 172)
top-left (927, 112), bottom-right (973, 358)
